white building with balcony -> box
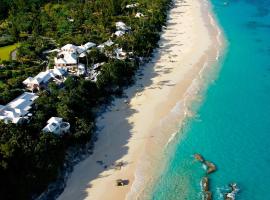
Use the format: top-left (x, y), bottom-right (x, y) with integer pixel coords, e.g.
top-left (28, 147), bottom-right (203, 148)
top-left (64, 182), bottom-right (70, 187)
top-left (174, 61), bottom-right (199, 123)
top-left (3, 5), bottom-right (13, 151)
top-left (42, 117), bottom-right (70, 135)
top-left (54, 42), bottom-right (96, 72)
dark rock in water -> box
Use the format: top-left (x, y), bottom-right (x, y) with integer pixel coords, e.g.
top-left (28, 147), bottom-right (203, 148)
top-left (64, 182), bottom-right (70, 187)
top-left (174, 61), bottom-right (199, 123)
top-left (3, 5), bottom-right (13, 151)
top-left (225, 183), bottom-right (239, 200)
top-left (201, 177), bottom-right (212, 200)
top-left (201, 177), bottom-right (209, 192)
top-left (205, 191), bottom-right (212, 200)
top-left (194, 154), bottom-right (217, 174)
top-left (205, 161), bottom-right (217, 174)
top-left (194, 153), bottom-right (204, 162)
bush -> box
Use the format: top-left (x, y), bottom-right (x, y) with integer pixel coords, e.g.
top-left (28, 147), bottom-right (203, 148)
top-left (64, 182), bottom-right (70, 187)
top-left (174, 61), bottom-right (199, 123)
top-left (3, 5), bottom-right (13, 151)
top-left (0, 35), bottom-right (15, 47)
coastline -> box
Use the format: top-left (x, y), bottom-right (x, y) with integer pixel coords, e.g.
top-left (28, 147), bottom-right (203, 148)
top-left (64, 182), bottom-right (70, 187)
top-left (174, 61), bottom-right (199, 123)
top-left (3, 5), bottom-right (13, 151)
top-left (58, 0), bottom-right (224, 199)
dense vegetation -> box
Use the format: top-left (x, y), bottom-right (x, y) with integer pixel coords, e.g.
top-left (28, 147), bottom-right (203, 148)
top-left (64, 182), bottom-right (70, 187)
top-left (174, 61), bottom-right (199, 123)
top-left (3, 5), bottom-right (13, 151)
top-left (0, 0), bottom-right (172, 199)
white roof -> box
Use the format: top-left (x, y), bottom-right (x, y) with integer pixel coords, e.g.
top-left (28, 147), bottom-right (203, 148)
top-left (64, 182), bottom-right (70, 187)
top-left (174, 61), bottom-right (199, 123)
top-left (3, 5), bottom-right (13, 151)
top-left (43, 117), bottom-right (63, 133)
top-left (61, 44), bottom-right (78, 51)
top-left (84, 42), bottom-right (96, 49)
top-left (126, 3), bottom-right (139, 8)
top-left (23, 77), bottom-right (34, 85)
top-left (43, 122), bottom-right (60, 133)
top-left (97, 40), bottom-right (114, 49)
top-left (33, 71), bottom-right (54, 84)
top-left (79, 52), bottom-right (87, 57)
top-left (23, 69), bottom-right (67, 87)
top-left (56, 42), bottom-right (95, 64)
top-left (0, 92), bottom-right (39, 123)
top-left (77, 46), bottom-right (87, 54)
top-left (77, 42), bottom-right (96, 54)
top-left (23, 71), bottom-right (54, 86)
top-left (55, 52), bottom-right (77, 65)
top-left (115, 30), bottom-right (125, 37)
top-left (97, 44), bottom-right (105, 49)
top-left (61, 42), bottom-right (95, 53)
top-left (116, 21), bottom-right (130, 31)
top-left (43, 117), bottom-right (70, 135)
top-left (116, 21), bottom-right (126, 28)
top-left (104, 40), bottom-right (114, 47)
top-left (53, 68), bottom-right (67, 76)
top-left (6, 92), bottom-right (38, 109)
top-left (47, 117), bottom-right (63, 124)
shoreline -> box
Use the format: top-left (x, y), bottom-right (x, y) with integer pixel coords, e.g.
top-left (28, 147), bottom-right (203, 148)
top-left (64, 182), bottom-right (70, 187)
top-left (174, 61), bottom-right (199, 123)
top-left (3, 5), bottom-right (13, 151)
top-left (129, 0), bottom-right (226, 198)
top-left (58, 0), bottom-right (225, 199)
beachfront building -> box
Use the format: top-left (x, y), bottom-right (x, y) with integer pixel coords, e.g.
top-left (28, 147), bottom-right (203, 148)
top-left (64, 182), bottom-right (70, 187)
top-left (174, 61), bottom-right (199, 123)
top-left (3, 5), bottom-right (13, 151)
top-left (42, 117), bottom-right (70, 135)
top-left (0, 92), bottom-right (39, 124)
top-left (23, 68), bottom-right (67, 91)
top-left (54, 42), bottom-right (96, 73)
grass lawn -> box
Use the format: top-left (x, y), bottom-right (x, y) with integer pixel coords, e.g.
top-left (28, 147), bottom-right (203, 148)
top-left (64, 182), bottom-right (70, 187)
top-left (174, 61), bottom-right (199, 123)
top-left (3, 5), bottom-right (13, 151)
top-left (0, 43), bottom-right (20, 61)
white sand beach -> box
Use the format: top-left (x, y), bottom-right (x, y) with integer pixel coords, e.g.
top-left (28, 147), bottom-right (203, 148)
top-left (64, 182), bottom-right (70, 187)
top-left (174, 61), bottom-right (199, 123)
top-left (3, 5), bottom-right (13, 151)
top-left (58, 0), bottom-right (223, 199)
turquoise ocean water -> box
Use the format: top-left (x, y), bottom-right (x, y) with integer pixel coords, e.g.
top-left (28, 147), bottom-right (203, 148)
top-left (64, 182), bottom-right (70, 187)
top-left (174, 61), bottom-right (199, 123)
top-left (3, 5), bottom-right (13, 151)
top-left (151, 0), bottom-right (270, 199)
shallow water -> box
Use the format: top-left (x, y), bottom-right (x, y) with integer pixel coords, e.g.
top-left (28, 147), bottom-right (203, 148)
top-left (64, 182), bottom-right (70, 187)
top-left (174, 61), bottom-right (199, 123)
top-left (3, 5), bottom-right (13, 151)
top-left (151, 0), bottom-right (270, 199)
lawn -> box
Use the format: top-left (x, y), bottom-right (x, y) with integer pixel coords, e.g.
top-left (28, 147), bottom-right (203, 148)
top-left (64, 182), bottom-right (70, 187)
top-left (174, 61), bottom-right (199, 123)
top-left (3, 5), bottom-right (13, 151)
top-left (0, 43), bottom-right (20, 61)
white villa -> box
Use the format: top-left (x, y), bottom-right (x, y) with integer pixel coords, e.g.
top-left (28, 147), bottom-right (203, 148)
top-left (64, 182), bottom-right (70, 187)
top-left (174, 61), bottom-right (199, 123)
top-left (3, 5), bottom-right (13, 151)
top-left (0, 92), bottom-right (39, 124)
top-left (54, 42), bottom-right (96, 72)
top-left (23, 68), bottom-right (67, 91)
top-left (42, 117), bottom-right (70, 135)
top-left (54, 44), bottom-right (79, 70)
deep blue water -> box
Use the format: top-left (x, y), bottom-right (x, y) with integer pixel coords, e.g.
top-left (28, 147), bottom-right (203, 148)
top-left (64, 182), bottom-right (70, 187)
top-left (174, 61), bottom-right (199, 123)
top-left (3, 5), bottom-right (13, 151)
top-left (151, 0), bottom-right (270, 199)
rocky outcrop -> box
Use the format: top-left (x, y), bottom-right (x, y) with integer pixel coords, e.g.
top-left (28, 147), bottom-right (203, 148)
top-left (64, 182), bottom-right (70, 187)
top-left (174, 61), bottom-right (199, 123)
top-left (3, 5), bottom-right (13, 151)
top-left (201, 177), bottom-right (212, 200)
top-left (194, 154), bottom-right (239, 200)
top-left (194, 154), bottom-right (217, 174)
top-left (205, 161), bottom-right (216, 174)
top-left (225, 183), bottom-right (239, 200)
